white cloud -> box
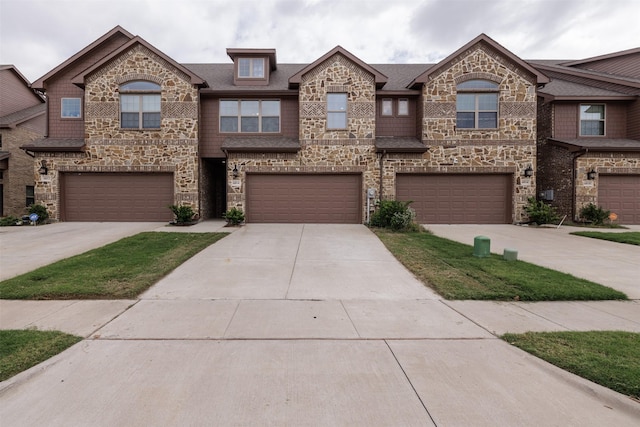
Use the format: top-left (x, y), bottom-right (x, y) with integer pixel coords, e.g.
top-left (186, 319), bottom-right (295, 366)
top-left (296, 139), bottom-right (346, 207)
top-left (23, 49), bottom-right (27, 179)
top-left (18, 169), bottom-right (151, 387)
top-left (1, 0), bottom-right (638, 82)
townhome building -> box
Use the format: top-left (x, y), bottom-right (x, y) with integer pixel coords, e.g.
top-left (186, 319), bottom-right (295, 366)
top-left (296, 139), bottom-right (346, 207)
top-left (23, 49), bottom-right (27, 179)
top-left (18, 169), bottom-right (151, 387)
top-left (22, 26), bottom-right (555, 225)
top-left (0, 65), bottom-right (46, 217)
top-left (532, 49), bottom-right (640, 224)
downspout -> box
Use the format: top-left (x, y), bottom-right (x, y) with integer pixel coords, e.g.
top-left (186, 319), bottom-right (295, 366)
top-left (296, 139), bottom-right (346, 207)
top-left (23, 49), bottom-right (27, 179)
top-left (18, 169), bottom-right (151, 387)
top-left (572, 148), bottom-right (587, 221)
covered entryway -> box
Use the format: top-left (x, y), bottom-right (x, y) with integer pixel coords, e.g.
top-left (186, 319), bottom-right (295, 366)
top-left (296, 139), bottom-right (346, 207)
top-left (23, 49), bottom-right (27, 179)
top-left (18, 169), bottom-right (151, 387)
top-left (396, 174), bottom-right (512, 224)
top-left (245, 174), bottom-right (361, 223)
top-left (62, 172), bottom-right (174, 221)
top-left (598, 174), bottom-right (640, 224)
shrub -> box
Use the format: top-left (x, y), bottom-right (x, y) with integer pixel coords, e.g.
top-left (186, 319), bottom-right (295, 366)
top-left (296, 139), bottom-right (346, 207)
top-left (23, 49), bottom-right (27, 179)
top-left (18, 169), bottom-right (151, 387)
top-left (28, 204), bottom-right (49, 225)
top-left (580, 203), bottom-right (610, 225)
top-left (370, 200), bottom-right (418, 231)
top-left (169, 204), bottom-right (196, 224)
top-left (525, 197), bottom-right (559, 225)
top-left (223, 207), bottom-right (245, 226)
top-left (0, 216), bottom-right (21, 226)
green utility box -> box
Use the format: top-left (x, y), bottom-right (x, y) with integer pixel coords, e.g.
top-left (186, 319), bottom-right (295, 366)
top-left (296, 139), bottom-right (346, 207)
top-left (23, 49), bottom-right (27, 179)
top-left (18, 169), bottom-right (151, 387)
top-left (473, 236), bottom-right (490, 258)
top-left (503, 248), bottom-right (518, 261)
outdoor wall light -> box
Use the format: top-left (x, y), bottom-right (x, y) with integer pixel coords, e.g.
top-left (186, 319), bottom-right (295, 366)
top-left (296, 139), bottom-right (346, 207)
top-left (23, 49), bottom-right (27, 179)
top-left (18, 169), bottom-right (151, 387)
top-left (523, 165), bottom-right (533, 177)
top-left (587, 169), bottom-right (597, 180)
top-left (38, 160), bottom-right (48, 175)
top-left (232, 164), bottom-right (239, 178)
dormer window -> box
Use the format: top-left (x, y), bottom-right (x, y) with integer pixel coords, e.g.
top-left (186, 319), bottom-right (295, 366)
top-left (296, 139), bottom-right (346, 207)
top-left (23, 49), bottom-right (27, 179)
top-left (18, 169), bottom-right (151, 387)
top-left (238, 58), bottom-right (265, 78)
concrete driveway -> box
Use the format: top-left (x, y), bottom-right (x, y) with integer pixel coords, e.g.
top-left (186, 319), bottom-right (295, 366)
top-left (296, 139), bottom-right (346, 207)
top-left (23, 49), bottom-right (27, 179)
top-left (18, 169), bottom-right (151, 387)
top-left (1, 224), bottom-right (639, 425)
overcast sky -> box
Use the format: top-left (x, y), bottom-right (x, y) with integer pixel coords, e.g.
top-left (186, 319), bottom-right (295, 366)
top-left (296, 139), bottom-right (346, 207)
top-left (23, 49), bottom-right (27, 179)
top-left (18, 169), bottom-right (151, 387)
top-left (1, 0), bottom-right (639, 83)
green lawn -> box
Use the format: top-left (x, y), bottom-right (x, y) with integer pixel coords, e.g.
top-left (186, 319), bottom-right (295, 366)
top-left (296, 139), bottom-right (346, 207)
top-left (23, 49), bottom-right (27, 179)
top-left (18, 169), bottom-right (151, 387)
top-left (374, 229), bottom-right (626, 300)
top-left (503, 331), bottom-right (640, 400)
top-left (0, 330), bottom-right (82, 381)
top-left (0, 232), bottom-right (227, 299)
top-left (570, 231), bottom-right (640, 246)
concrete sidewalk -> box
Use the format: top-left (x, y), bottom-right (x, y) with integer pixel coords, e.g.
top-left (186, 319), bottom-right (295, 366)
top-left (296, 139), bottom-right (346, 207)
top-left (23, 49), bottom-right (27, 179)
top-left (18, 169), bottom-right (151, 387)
top-left (1, 224), bottom-right (639, 425)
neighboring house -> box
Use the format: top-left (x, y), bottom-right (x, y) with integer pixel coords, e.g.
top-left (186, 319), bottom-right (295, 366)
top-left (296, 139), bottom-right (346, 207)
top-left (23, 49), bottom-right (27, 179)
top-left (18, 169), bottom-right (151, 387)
top-left (22, 26), bottom-right (547, 224)
top-left (0, 65), bottom-right (46, 217)
top-left (532, 49), bottom-right (640, 224)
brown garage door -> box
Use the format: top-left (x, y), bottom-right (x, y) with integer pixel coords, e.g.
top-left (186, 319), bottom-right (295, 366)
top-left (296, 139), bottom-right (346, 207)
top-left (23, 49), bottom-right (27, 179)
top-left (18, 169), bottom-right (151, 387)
top-left (62, 172), bottom-right (174, 222)
top-left (246, 174), bottom-right (361, 223)
top-left (599, 175), bottom-right (640, 224)
top-left (396, 174), bottom-right (512, 224)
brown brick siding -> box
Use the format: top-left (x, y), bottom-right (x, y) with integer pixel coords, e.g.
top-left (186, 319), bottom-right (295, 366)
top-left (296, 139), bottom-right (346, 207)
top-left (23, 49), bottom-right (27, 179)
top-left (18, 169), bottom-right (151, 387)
top-left (376, 97), bottom-right (417, 137)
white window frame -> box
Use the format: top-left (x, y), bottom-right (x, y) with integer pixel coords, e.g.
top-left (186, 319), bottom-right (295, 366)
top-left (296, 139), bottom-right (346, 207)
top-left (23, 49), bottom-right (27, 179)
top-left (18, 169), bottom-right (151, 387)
top-left (61, 98), bottom-right (82, 118)
top-left (579, 104), bottom-right (606, 136)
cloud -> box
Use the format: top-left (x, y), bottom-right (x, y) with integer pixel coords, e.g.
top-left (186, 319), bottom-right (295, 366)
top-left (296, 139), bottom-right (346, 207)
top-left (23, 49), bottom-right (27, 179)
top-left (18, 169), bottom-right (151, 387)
top-left (1, 0), bottom-right (639, 82)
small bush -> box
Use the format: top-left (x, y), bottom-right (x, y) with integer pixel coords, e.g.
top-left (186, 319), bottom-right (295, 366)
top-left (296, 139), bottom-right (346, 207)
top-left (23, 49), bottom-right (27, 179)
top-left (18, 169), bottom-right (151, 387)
top-left (223, 207), bottom-right (245, 226)
top-left (579, 203), bottom-right (610, 225)
top-left (28, 204), bottom-right (49, 225)
top-left (525, 197), bottom-right (559, 225)
top-left (169, 204), bottom-right (196, 224)
top-left (370, 200), bottom-right (418, 231)
top-left (0, 216), bottom-right (21, 226)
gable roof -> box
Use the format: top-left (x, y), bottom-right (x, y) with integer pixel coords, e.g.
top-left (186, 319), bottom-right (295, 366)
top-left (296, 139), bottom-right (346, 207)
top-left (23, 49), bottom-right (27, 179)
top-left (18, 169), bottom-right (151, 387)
top-left (70, 36), bottom-right (207, 87)
top-left (560, 47), bottom-right (640, 73)
top-left (31, 26), bottom-right (134, 89)
top-left (288, 46), bottom-right (388, 89)
top-left (409, 33), bottom-right (549, 88)
top-left (0, 65), bottom-right (46, 104)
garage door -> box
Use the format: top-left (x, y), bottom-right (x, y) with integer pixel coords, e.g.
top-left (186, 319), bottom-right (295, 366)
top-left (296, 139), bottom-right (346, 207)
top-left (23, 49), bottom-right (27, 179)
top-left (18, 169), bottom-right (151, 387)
top-left (396, 174), bottom-right (512, 224)
top-left (246, 174), bottom-right (361, 223)
top-left (598, 175), bottom-right (640, 224)
top-left (62, 173), bottom-right (174, 222)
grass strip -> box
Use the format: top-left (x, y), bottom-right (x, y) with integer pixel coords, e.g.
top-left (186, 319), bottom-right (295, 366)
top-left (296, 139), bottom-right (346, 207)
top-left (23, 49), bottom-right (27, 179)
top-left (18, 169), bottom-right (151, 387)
top-left (0, 330), bottom-right (82, 381)
top-left (0, 232), bottom-right (227, 299)
top-left (502, 331), bottom-right (640, 400)
top-left (374, 229), bottom-right (626, 301)
top-left (570, 231), bottom-right (640, 246)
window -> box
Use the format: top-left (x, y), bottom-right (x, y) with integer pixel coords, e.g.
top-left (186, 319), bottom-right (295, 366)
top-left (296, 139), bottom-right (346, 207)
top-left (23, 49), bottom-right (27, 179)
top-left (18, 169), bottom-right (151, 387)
top-left (119, 81), bottom-right (161, 129)
top-left (220, 100), bottom-right (280, 133)
top-left (327, 93), bottom-right (347, 129)
top-left (61, 98), bottom-right (81, 118)
top-left (580, 104), bottom-right (605, 136)
top-left (398, 99), bottom-right (409, 116)
top-left (26, 186), bottom-right (34, 207)
top-left (238, 58), bottom-right (265, 78)
top-left (381, 99), bottom-right (393, 116)
top-left (456, 80), bottom-right (499, 129)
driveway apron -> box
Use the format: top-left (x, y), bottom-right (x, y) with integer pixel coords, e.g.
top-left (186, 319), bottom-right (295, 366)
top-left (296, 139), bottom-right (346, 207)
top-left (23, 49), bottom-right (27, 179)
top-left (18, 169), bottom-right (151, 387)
top-left (1, 224), bottom-right (638, 426)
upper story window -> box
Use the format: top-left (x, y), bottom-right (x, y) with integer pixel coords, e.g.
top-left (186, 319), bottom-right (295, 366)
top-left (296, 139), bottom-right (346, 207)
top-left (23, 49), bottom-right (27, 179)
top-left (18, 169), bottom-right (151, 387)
top-left (327, 93), bottom-right (347, 129)
top-left (220, 99), bottom-right (280, 133)
top-left (398, 99), bottom-right (409, 116)
top-left (456, 79), bottom-right (499, 129)
top-left (580, 104), bottom-right (605, 136)
top-left (380, 98), bottom-right (409, 117)
top-left (381, 99), bottom-right (393, 116)
top-left (61, 98), bottom-right (81, 118)
top-left (119, 81), bottom-right (161, 129)
top-left (238, 58), bottom-right (265, 78)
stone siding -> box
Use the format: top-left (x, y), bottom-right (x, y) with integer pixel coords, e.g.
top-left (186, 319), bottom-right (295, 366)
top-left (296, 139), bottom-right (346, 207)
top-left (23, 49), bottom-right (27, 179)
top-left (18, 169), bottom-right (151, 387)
top-left (0, 125), bottom-right (40, 217)
top-left (575, 153), bottom-right (640, 218)
top-left (35, 44), bottom-right (200, 220)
